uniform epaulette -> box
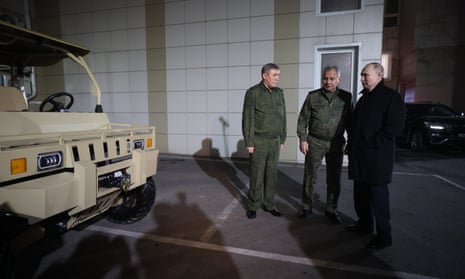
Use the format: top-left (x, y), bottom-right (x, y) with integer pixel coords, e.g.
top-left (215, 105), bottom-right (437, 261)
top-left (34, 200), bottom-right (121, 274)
top-left (308, 88), bottom-right (322, 95)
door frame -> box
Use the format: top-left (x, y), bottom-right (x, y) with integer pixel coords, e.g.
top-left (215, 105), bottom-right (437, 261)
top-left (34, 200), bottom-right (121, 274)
top-left (314, 43), bottom-right (361, 102)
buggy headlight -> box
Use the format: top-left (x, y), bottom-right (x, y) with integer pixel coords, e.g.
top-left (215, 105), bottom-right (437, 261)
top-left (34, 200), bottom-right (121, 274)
top-left (37, 151), bottom-right (62, 171)
top-left (134, 139), bottom-right (144, 150)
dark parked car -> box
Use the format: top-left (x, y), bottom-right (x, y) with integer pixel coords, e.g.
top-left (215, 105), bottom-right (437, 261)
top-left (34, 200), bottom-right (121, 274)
top-left (398, 102), bottom-right (465, 151)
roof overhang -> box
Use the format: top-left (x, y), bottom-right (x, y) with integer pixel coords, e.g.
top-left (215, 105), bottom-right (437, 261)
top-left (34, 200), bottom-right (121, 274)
top-left (0, 20), bottom-right (89, 67)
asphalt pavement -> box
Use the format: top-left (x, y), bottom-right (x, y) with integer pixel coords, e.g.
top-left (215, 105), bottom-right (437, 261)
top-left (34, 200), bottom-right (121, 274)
top-left (13, 147), bottom-right (465, 279)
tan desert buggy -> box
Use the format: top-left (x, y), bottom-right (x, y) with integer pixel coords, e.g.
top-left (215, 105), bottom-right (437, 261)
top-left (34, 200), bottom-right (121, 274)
top-left (0, 21), bottom-right (159, 273)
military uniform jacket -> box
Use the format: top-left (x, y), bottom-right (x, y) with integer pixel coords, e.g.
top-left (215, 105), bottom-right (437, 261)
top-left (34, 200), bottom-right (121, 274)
top-left (348, 81), bottom-right (405, 184)
top-left (242, 81), bottom-right (287, 147)
top-left (297, 88), bottom-right (352, 142)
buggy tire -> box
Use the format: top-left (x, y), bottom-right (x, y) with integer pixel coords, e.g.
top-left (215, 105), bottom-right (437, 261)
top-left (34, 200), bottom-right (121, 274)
top-left (106, 178), bottom-right (156, 224)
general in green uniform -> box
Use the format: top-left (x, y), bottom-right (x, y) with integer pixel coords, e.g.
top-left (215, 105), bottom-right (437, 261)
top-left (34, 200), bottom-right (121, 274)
top-left (297, 66), bottom-right (352, 223)
top-left (242, 63), bottom-right (286, 219)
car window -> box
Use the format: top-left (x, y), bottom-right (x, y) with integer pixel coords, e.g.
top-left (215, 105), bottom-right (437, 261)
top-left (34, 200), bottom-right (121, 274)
top-left (432, 105), bottom-right (455, 115)
top-left (406, 105), bottom-right (430, 115)
top-left (406, 104), bottom-right (456, 116)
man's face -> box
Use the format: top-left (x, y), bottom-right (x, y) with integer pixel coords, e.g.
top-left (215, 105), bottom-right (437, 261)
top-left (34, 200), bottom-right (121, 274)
top-left (322, 69), bottom-right (340, 92)
top-left (361, 65), bottom-right (382, 91)
top-left (263, 69), bottom-right (280, 89)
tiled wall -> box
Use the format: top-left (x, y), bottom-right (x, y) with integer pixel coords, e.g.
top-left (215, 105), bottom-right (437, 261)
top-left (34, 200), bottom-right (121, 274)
top-left (34, 0), bottom-right (385, 162)
top-left (58, 0), bottom-right (151, 127)
top-left (413, 0), bottom-right (465, 111)
top-left (161, 0), bottom-right (384, 161)
top-left (163, 0), bottom-right (277, 158)
top-left (274, 0), bottom-right (300, 162)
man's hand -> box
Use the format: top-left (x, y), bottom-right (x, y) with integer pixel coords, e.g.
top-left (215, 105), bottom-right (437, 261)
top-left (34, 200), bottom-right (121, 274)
top-left (300, 141), bottom-right (308, 155)
top-left (248, 144), bottom-right (284, 153)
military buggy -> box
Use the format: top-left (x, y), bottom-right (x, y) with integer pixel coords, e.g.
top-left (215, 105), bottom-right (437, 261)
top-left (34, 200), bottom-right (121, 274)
top-left (0, 21), bottom-right (159, 276)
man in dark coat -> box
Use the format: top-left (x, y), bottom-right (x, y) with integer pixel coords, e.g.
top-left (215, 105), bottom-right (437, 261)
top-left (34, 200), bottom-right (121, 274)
top-left (346, 62), bottom-right (405, 250)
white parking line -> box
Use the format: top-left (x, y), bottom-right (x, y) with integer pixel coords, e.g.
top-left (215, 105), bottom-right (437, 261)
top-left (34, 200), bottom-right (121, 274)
top-left (157, 155), bottom-right (459, 278)
top-left (199, 198), bottom-right (239, 242)
top-left (87, 225), bottom-right (439, 279)
top-left (432, 174), bottom-right (465, 191)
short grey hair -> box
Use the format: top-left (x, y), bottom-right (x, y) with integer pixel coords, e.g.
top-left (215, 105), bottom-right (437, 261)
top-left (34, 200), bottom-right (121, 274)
top-left (261, 63), bottom-right (280, 75)
top-left (323, 65), bottom-right (341, 77)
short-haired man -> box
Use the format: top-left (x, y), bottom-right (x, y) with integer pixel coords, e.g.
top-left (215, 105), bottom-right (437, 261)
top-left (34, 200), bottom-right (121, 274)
top-left (242, 63), bottom-right (287, 219)
top-left (297, 66), bottom-right (352, 223)
top-left (346, 62), bottom-right (405, 250)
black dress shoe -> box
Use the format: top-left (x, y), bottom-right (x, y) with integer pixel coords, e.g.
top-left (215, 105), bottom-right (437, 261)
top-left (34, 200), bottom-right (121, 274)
top-left (298, 209), bottom-right (312, 219)
top-left (325, 210), bottom-right (341, 224)
top-left (367, 238), bottom-right (392, 250)
top-left (263, 208), bottom-right (283, 217)
top-left (345, 223), bottom-right (372, 233)
top-left (246, 210), bottom-right (256, 219)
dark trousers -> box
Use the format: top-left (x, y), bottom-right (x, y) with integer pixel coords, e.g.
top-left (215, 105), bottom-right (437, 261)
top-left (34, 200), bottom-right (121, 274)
top-left (353, 180), bottom-right (391, 242)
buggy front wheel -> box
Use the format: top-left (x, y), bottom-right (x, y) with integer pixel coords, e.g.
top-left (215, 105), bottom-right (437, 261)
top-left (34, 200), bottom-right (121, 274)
top-left (106, 178), bottom-right (156, 224)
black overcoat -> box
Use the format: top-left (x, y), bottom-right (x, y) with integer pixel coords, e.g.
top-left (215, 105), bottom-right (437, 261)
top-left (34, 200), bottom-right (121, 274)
top-left (348, 81), bottom-right (405, 184)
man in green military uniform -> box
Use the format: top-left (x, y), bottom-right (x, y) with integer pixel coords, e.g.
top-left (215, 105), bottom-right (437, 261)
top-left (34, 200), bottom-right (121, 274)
top-left (242, 63), bottom-right (287, 219)
top-left (297, 66), bottom-right (352, 223)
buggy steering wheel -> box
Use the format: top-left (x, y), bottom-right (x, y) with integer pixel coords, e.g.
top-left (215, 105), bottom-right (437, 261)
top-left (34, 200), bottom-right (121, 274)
top-left (39, 92), bottom-right (74, 112)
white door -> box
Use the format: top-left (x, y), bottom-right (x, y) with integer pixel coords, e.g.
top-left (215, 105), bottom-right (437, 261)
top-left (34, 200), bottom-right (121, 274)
top-left (315, 44), bottom-right (361, 103)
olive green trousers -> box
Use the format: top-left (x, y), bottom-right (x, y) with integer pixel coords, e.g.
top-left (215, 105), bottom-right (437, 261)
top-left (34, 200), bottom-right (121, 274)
top-left (301, 136), bottom-right (344, 212)
top-left (248, 137), bottom-right (281, 211)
